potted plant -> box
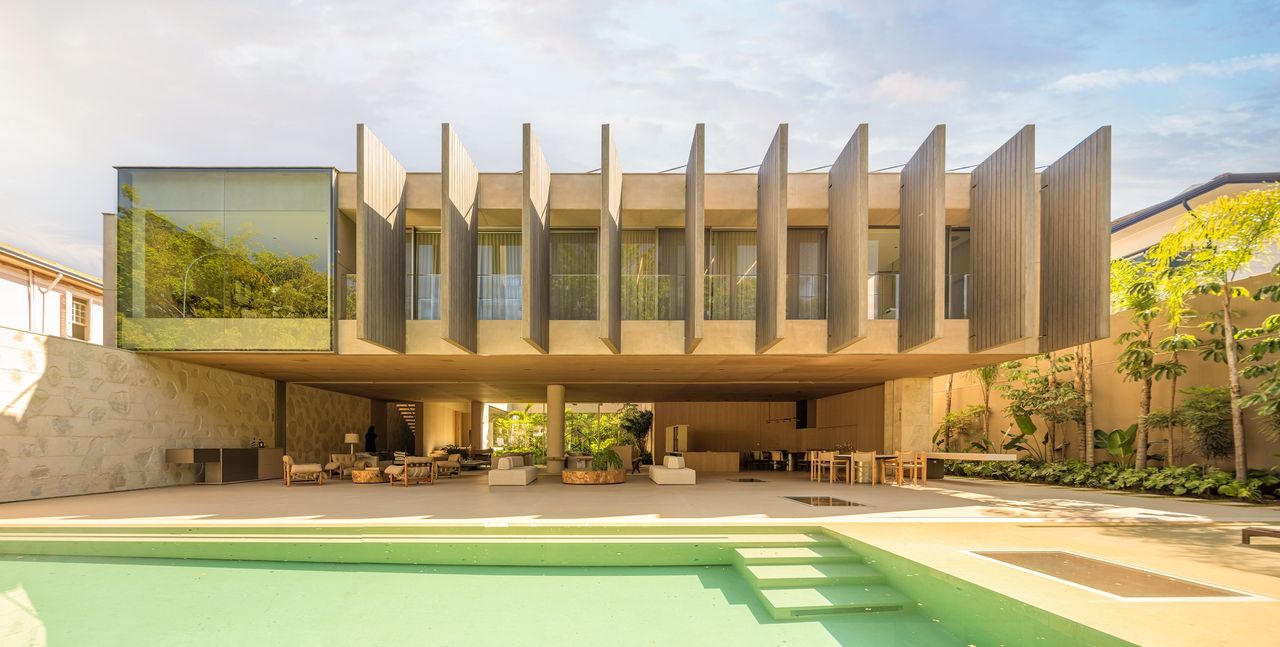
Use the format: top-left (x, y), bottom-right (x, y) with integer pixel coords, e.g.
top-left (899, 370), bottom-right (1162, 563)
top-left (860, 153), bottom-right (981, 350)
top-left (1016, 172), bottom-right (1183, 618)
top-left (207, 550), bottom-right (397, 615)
top-left (562, 410), bottom-right (627, 485)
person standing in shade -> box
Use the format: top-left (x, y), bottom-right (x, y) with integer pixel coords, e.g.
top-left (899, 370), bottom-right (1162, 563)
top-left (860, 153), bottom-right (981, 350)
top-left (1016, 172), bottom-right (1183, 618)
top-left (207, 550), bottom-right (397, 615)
top-left (364, 425), bottom-right (377, 453)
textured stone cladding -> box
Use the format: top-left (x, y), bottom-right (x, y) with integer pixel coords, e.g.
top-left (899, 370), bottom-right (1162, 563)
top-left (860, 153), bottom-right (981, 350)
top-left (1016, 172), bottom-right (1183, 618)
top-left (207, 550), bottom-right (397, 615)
top-left (285, 383), bottom-right (370, 465)
top-left (0, 327), bottom-right (275, 502)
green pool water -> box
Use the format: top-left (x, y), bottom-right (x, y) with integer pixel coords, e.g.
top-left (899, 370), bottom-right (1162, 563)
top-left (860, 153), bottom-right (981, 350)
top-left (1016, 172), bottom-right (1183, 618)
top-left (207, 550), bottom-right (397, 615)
top-left (0, 526), bottom-right (1133, 647)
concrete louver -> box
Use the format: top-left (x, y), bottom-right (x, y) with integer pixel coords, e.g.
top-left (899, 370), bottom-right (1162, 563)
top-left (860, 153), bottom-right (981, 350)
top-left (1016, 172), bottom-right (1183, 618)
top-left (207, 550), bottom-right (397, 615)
top-left (521, 123), bottom-right (551, 353)
top-left (756, 124), bottom-right (788, 353)
top-left (1039, 126), bottom-right (1112, 351)
top-left (355, 124), bottom-right (407, 353)
top-left (440, 123), bottom-right (479, 353)
top-left (684, 124), bottom-right (705, 354)
top-left (898, 125), bottom-right (946, 353)
top-left (599, 124), bottom-right (623, 353)
top-left (826, 124), bottom-right (869, 352)
top-left (970, 125), bottom-right (1038, 352)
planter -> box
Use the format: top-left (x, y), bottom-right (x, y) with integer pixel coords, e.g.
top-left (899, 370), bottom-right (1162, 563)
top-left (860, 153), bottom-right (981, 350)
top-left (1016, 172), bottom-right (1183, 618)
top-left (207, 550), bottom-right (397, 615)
top-left (561, 468), bottom-right (627, 485)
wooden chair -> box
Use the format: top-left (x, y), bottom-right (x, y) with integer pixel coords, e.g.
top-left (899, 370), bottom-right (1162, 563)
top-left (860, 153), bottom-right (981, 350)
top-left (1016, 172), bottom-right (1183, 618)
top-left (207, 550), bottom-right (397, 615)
top-left (851, 451), bottom-right (878, 484)
top-left (881, 451), bottom-right (925, 486)
top-left (807, 451), bottom-right (820, 481)
top-left (282, 455), bottom-right (324, 486)
top-left (386, 456), bottom-right (434, 486)
top-left (815, 451), bottom-right (848, 484)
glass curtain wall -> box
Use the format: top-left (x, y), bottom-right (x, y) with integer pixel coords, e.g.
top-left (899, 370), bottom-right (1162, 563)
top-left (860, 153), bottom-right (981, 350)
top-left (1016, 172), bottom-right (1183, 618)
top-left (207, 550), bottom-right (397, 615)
top-left (868, 227), bottom-right (900, 320)
top-left (705, 229), bottom-right (756, 320)
top-left (477, 231), bottom-right (521, 320)
top-left (786, 228), bottom-right (827, 319)
top-left (550, 230), bottom-right (598, 320)
top-left (116, 168), bottom-right (333, 351)
top-left (621, 228), bottom-right (685, 320)
top-left (945, 227), bottom-right (971, 319)
top-left (407, 229), bottom-right (441, 320)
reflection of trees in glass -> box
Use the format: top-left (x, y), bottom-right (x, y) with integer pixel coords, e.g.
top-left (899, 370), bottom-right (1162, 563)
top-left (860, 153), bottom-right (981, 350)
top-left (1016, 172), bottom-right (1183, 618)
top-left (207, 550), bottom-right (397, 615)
top-left (118, 184), bottom-right (328, 320)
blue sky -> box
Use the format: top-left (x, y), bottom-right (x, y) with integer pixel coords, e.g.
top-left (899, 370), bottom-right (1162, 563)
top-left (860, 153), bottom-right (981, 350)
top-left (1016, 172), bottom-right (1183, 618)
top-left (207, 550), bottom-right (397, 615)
top-left (0, 0), bottom-right (1276, 275)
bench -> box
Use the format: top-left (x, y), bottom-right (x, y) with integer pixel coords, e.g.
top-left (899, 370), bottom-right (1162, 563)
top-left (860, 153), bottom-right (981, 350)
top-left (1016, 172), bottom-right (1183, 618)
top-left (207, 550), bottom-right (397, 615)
top-left (1242, 527), bottom-right (1280, 545)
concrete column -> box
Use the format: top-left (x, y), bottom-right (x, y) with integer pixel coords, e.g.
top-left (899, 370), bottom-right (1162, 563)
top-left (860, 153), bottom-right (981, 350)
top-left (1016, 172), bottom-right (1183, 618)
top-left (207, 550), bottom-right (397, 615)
top-left (469, 400), bottom-right (484, 449)
top-left (546, 384), bottom-right (566, 473)
top-left (882, 378), bottom-right (933, 451)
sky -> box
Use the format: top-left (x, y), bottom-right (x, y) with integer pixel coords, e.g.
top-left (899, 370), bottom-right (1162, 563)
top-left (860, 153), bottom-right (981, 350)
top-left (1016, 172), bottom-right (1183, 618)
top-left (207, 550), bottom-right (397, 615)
top-left (1, 0), bottom-right (1277, 276)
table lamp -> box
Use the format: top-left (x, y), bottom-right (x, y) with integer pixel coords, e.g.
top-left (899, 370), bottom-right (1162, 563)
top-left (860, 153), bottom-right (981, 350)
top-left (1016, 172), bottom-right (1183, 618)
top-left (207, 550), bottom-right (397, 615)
top-left (344, 433), bottom-right (360, 456)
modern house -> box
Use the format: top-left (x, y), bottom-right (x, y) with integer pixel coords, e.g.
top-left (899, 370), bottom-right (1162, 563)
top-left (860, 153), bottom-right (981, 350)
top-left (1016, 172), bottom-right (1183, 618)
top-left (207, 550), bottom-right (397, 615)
top-left (0, 242), bottom-right (104, 344)
top-left (103, 123), bottom-right (1112, 470)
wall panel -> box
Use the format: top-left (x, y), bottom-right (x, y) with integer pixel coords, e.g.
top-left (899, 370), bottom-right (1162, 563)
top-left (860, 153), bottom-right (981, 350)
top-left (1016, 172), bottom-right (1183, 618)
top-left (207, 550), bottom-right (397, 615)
top-left (827, 124), bottom-right (869, 352)
top-left (970, 125), bottom-right (1037, 351)
top-left (599, 124), bottom-right (622, 352)
top-left (685, 124), bottom-right (705, 353)
top-left (756, 124), bottom-right (788, 353)
top-left (441, 123), bottom-right (479, 352)
top-left (356, 124), bottom-right (407, 352)
top-left (522, 123), bottom-right (551, 353)
top-left (1040, 126), bottom-right (1111, 351)
top-left (898, 125), bottom-right (946, 352)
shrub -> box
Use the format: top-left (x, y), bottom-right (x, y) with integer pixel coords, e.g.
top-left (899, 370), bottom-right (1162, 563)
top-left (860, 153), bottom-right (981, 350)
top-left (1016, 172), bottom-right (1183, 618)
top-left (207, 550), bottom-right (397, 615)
top-left (1179, 386), bottom-right (1234, 459)
top-left (944, 459), bottom-right (1279, 502)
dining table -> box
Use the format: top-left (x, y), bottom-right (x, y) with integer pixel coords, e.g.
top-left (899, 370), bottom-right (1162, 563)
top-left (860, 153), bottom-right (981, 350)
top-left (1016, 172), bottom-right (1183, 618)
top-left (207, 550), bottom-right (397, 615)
top-left (832, 453), bottom-right (898, 484)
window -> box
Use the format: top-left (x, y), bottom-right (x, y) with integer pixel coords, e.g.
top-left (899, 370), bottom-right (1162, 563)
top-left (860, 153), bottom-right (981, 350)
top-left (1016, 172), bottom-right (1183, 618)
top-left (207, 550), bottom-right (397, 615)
top-left (550, 230), bottom-right (598, 320)
top-left (70, 298), bottom-right (88, 341)
top-left (621, 228), bottom-right (685, 320)
top-left (945, 227), bottom-right (971, 319)
top-left (868, 227), bottom-right (900, 320)
top-left (477, 231), bottom-right (521, 320)
top-left (705, 229), bottom-right (756, 320)
top-left (787, 228), bottom-right (827, 319)
top-left (407, 229), bottom-right (441, 320)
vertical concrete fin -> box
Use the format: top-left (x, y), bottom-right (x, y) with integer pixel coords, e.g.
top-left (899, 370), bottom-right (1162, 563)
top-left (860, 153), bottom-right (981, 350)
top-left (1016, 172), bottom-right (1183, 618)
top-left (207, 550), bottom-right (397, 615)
top-left (1040, 126), bottom-right (1112, 352)
top-left (827, 124), bottom-right (869, 352)
top-left (756, 124), bottom-right (788, 353)
top-left (102, 212), bottom-right (118, 348)
top-left (970, 125), bottom-right (1038, 352)
top-left (356, 124), bottom-right (407, 353)
top-left (521, 123), bottom-right (551, 353)
top-left (441, 123), bottom-right (479, 353)
top-left (599, 124), bottom-right (623, 353)
top-left (898, 125), bottom-right (946, 352)
top-left (684, 124), bottom-right (705, 353)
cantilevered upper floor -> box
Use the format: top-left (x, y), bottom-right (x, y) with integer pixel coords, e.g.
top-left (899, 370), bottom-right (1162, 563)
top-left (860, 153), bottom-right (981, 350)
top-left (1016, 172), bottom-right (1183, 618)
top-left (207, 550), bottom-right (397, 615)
top-left (106, 122), bottom-right (1111, 369)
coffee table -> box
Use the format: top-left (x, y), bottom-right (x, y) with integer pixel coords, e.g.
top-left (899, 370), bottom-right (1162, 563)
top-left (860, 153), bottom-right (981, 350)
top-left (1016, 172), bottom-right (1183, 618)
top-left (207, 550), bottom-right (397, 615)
top-left (350, 467), bottom-right (385, 484)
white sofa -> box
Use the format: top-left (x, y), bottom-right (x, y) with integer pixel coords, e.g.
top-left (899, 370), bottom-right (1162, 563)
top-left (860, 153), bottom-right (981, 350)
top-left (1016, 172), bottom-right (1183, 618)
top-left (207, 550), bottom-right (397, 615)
top-left (649, 455), bottom-right (696, 485)
top-left (488, 455), bottom-right (538, 486)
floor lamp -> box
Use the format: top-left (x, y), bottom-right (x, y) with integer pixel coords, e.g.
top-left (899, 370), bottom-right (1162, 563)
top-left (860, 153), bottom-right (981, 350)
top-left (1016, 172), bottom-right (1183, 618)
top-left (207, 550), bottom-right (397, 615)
top-left (345, 433), bottom-right (360, 456)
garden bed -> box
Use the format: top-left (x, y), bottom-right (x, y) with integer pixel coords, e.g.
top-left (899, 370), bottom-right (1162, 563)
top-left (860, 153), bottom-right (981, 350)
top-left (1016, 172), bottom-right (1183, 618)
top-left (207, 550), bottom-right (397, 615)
top-left (945, 460), bottom-right (1280, 501)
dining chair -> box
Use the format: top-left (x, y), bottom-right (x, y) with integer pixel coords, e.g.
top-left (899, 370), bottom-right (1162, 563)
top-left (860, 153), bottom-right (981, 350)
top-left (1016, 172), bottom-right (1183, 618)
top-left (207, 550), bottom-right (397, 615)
top-left (822, 451), bottom-right (849, 484)
top-left (881, 450), bottom-right (925, 486)
top-left (770, 450), bottom-right (786, 471)
top-left (807, 450), bottom-right (819, 481)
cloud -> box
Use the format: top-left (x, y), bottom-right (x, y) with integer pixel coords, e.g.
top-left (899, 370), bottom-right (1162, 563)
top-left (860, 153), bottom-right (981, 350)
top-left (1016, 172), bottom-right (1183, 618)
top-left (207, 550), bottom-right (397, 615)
top-left (1049, 52), bottom-right (1280, 91)
top-left (870, 72), bottom-right (964, 104)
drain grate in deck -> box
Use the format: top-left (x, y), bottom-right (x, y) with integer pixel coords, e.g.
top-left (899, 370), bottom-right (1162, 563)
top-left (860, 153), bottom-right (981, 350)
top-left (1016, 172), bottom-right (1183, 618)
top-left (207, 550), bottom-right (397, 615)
top-left (784, 496), bottom-right (862, 507)
top-left (728, 478), bottom-right (767, 482)
top-left (971, 551), bottom-right (1250, 599)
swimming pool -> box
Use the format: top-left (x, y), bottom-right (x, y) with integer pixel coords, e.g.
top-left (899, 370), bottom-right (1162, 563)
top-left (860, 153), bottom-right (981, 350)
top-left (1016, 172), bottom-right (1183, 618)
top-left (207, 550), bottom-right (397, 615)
top-left (0, 526), bottom-right (1133, 646)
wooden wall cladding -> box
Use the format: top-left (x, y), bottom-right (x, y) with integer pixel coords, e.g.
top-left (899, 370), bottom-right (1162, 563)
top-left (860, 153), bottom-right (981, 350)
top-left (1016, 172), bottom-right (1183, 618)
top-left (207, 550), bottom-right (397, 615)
top-left (356, 124), bottom-right (407, 352)
top-left (522, 123), bottom-right (551, 353)
top-left (1040, 126), bottom-right (1111, 351)
top-left (898, 125), bottom-right (946, 352)
top-left (599, 124), bottom-right (622, 353)
top-left (970, 125), bottom-right (1038, 352)
top-left (685, 124), bottom-right (705, 353)
top-left (756, 124), bottom-right (788, 353)
top-left (827, 124), bottom-right (869, 352)
top-left (441, 123), bottom-right (479, 353)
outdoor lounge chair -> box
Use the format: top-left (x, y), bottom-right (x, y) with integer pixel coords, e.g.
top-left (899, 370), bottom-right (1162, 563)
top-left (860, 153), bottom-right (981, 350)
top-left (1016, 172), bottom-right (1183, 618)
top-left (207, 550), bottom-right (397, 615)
top-left (282, 455), bottom-right (325, 486)
top-left (385, 456), bottom-right (434, 486)
top-left (487, 455), bottom-right (538, 486)
top-left (649, 454), bottom-right (696, 485)
top-left (435, 453), bottom-right (463, 478)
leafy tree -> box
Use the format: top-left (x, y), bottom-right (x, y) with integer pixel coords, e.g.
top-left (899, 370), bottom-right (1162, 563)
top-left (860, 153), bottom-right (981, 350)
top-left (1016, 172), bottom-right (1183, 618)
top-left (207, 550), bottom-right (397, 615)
top-left (618, 403), bottom-right (654, 462)
top-left (1110, 257), bottom-right (1160, 468)
top-left (1071, 344), bottom-right (1096, 466)
top-left (999, 355), bottom-right (1084, 461)
top-left (1178, 386), bottom-right (1235, 462)
top-left (492, 405), bottom-right (548, 464)
top-left (970, 364), bottom-right (1001, 439)
top-left (1150, 185), bottom-right (1280, 481)
top-left (1239, 265), bottom-right (1280, 441)
top-left (933, 404), bottom-right (986, 451)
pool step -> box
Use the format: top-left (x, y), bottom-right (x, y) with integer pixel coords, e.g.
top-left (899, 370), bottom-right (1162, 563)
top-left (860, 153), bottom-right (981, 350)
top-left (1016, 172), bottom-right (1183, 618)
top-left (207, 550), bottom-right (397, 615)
top-left (756, 584), bottom-right (913, 620)
top-left (732, 545), bottom-right (863, 565)
top-left (741, 562), bottom-right (885, 588)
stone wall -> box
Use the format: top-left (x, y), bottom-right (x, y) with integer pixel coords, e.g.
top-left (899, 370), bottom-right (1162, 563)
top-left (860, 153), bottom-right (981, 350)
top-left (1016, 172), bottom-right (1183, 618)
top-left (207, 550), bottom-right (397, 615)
top-left (0, 327), bottom-right (275, 502)
top-left (284, 383), bottom-right (370, 465)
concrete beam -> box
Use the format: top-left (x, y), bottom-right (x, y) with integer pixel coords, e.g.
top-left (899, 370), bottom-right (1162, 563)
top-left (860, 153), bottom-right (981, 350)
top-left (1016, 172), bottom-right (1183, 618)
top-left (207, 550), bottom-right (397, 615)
top-left (756, 124), bottom-right (788, 353)
top-left (599, 124), bottom-right (622, 353)
top-left (898, 125), bottom-right (946, 352)
top-left (685, 124), bottom-right (705, 353)
top-left (1040, 126), bottom-right (1112, 352)
top-left (356, 124), bottom-right (407, 353)
top-left (441, 123), bottom-right (479, 353)
top-left (827, 124), bottom-right (869, 352)
top-left (521, 123), bottom-right (551, 353)
top-left (971, 125), bottom-right (1038, 352)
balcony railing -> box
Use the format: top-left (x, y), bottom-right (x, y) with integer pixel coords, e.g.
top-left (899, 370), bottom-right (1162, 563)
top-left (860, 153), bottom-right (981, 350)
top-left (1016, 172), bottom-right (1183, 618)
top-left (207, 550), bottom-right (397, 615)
top-left (621, 275), bottom-right (685, 320)
top-left (550, 273), bottom-right (598, 320)
top-left (945, 273), bottom-right (970, 320)
top-left (787, 273), bottom-right (827, 320)
top-left (478, 274), bottom-right (521, 320)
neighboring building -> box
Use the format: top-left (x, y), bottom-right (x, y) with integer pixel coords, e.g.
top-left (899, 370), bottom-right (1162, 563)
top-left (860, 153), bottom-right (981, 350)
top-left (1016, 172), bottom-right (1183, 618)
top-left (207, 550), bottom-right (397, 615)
top-left (0, 242), bottom-right (104, 344)
top-left (103, 123), bottom-right (1112, 463)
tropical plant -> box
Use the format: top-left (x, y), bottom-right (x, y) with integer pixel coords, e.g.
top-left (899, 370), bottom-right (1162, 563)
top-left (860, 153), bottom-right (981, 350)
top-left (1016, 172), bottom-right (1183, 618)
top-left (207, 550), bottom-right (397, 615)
top-left (1150, 185), bottom-right (1280, 480)
top-left (618, 403), bottom-right (655, 465)
top-left (1240, 265), bottom-right (1280, 441)
top-left (970, 364), bottom-right (1001, 438)
top-left (1093, 424), bottom-right (1137, 467)
top-left (1111, 257), bottom-right (1161, 469)
top-left (1178, 386), bottom-right (1235, 461)
top-left (944, 460), bottom-right (1280, 502)
top-left (1071, 344), bottom-right (1096, 466)
top-left (1000, 356), bottom-right (1084, 460)
top-left (933, 404), bottom-right (986, 451)
top-left (1002, 414), bottom-right (1050, 463)
top-left (491, 405), bottom-right (548, 464)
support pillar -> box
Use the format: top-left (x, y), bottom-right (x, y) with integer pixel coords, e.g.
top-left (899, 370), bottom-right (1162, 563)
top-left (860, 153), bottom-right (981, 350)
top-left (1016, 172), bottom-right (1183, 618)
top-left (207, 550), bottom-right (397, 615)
top-left (546, 384), bottom-right (565, 474)
top-left (882, 378), bottom-right (933, 451)
top-left (469, 400), bottom-right (484, 449)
